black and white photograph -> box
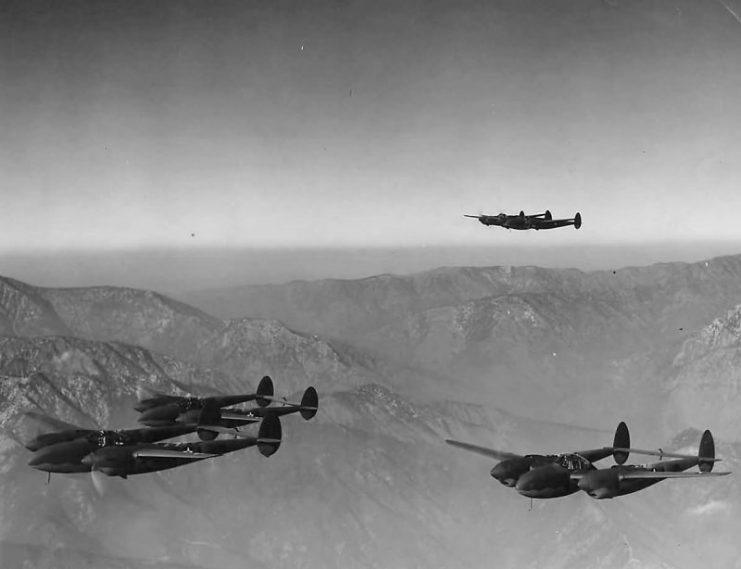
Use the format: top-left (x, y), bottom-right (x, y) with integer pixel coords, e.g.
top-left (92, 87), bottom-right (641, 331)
top-left (1, 1), bottom-right (740, 568)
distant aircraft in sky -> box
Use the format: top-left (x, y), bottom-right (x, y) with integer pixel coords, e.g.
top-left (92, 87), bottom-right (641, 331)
top-left (464, 210), bottom-right (582, 230)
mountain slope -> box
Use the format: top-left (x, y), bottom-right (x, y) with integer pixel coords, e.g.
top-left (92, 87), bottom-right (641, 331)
top-left (1, 339), bottom-right (737, 569)
top-left (0, 277), bottom-right (449, 397)
top-left (179, 255), bottom-right (741, 346)
top-left (667, 304), bottom-right (741, 434)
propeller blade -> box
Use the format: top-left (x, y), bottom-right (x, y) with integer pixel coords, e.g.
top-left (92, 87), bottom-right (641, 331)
top-left (445, 439), bottom-right (521, 461)
top-left (90, 468), bottom-right (107, 496)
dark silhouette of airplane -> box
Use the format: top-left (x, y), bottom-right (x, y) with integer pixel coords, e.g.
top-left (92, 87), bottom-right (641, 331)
top-left (25, 404), bottom-right (282, 479)
top-left (135, 375), bottom-right (274, 427)
top-left (25, 412), bottom-right (197, 474)
top-left (447, 422), bottom-right (728, 499)
top-left (464, 210), bottom-right (582, 230)
top-left (574, 429), bottom-right (730, 499)
top-left (446, 422), bottom-right (631, 499)
top-left (81, 414), bottom-right (282, 478)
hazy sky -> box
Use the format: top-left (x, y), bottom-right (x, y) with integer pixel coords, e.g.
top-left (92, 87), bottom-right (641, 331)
top-left (2, 0), bottom-right (741, 255)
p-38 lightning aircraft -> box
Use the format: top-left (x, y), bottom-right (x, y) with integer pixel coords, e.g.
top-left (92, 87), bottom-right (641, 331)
top-left (446, 422), bottom-right (729, 499)
top-left (25, 412), bottom-right (198, 474)
top-left (81, 414), bottom-right (282, 479)
top-left (137, 378), bottom-right (317, 440)
top-left (135, 375), bottom-right (275, 427)
top-left (464, 210), bottom-right (582, 231)
top-left (25, 405), bottom-right (281, 479)
top-left (192, 386), bottom-right (318, 439)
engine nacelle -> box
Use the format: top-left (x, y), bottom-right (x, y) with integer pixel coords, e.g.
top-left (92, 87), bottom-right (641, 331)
top-left (490, 457), bottom-right (532, 487)
top-left (82, 446), bottom-right (135, 477)
top-left (577, 469), bottom-right (620, 499)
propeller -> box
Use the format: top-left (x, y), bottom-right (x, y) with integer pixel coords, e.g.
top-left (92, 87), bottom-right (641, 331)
top-left (90, 467), bottom-right (108, 496)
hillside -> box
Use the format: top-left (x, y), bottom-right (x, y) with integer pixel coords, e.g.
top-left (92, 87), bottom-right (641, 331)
top-left (1, 256), bottom-right (739, 569)
top-left (180, 255), bottom-right (741, 427)
top-left (1, 336), bottom-right (737, 569)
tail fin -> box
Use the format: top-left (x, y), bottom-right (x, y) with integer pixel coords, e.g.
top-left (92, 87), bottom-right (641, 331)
top-left (196, 401), bottom-right (222, 441)
top-left (257, 415), bottom-right (282, 457)
top-left (613, 421), bottom-right (630, 465)
top-left (256, 376), bottom-right (274, 407)
top-left (300, 387), bottom-right (318, 420)
top-left (699, 430), bottom-right (715, 473)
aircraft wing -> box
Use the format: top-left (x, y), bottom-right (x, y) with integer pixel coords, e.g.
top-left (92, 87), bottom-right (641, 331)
top-left (574, 447), bottom-right (615, 463)
top-left (617, 471), bottom-right (730, 480)
top-left (445, 439), bottom-right (521, 461)
top-left (132, 448), bottom-right (218, 460)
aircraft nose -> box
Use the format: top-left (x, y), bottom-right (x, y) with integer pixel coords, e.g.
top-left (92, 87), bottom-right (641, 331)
top-left (514, 464), bottom-right (572, 498)
top-left (491, 464), bottom-right (517, 487)
top-left (28, 445), bottom-right (61, 468)
top-left (27, 452), bottom-right (45, 468)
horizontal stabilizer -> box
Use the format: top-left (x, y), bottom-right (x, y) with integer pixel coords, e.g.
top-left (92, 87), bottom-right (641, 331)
top-left (617, 471), bottom-right (731, 480)
top-left (260, 395), bottom-right (302, 407)
top-left (613, 447), bottom-right (721, 462)
top-left (197, 424), bottom-right (257, 439)
top-left (445, 439), bottom-right (521, 461)
top-left (219, 412), bottom-right (260, 423)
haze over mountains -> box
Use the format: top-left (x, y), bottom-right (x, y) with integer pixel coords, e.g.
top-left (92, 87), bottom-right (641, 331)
top-left (4, 240), bottom-right (741, 292)
top-left (1, 254), bottom-right (740, 569)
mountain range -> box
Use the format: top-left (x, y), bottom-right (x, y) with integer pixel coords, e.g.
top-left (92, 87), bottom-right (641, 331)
top-left (1, 254), bottom-right (741, 569)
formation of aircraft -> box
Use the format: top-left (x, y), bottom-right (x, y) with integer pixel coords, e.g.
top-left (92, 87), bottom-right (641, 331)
top-left (464, 210), bottom-right (582, 231)
top-left (24, 376), bottom-right (317, 481)
top-left (446, 422), bottom-right (729, 500)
